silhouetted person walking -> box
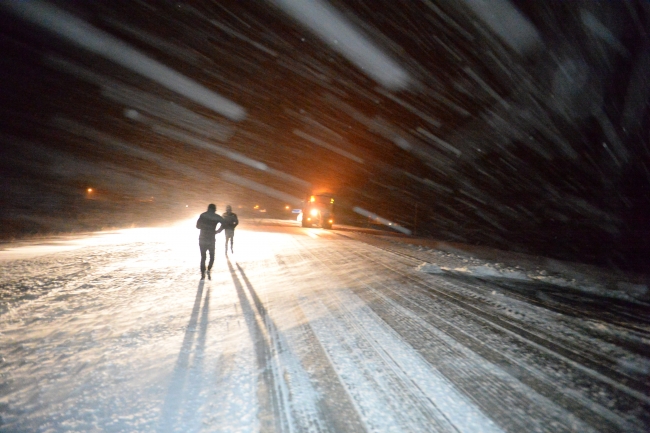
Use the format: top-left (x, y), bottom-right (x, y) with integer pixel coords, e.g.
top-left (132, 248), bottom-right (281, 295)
top-left (222, 205), bottom-right (239, 255)
top-left (196, 204), bottom-right (224, 279)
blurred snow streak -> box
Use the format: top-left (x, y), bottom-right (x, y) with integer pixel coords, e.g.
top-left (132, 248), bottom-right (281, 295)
top-left (221, 172), bottom-right (303, 206)
top-left (353, 207), bottom-right (412, 235)
top-left (3, 0), bottom-right (246, 121)
top-left (580, 10), bottom-right (629, 56)
top-left (458, 0), bottom-right (543, 54)
top-left (52, 118), bottom-right (208, 181)
top-left (0, 0), bottom-right (648, 271)
top-left (270, 0), bottom-right (411, 90)
top-left (153, 126), bottom-right (311, 189)
top-left (293, 130), bottom-right (364, 164)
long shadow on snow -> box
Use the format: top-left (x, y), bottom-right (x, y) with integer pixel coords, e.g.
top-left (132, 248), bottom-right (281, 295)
top-left (227, 257), bottom-right (285, 431)
top-left (158, 279), bottom-right (211, 432)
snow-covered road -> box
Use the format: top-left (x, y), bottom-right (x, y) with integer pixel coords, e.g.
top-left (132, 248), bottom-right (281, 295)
top-left (1, 219), bottom-right (648, 432)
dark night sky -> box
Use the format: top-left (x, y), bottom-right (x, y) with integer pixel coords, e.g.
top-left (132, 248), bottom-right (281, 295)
top-left (1, 0), bottom-right (649, 272)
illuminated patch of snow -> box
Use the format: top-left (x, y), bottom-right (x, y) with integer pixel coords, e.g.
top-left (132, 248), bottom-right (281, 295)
top-left (415, 263), bottom-right (444, 274)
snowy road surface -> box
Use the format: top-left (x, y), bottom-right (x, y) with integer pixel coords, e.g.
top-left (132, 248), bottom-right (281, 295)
top-left (1, 219), bottom-right (649, 432)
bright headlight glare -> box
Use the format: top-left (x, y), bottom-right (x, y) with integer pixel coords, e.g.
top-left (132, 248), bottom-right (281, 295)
top-left (310, 209), bottom-right (319, 217)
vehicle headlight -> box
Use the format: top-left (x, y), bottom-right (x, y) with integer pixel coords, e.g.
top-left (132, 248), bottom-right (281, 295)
top-left (310, 209), bottom-right (319, 217)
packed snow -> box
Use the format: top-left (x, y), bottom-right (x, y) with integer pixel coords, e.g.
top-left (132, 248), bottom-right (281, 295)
top-left (1, 219), bottom-right (648, 432)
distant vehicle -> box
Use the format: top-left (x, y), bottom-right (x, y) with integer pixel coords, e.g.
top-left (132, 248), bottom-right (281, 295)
top-left (301, 194), bottom-right (335, 229)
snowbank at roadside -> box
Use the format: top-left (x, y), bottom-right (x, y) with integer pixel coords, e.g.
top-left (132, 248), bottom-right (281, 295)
top-left (416, 261), bottom-right (649, 303)
top-left (343, 230), bottom-right (650, 304)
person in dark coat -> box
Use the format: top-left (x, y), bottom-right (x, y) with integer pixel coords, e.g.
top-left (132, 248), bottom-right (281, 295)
top-left (196, 203), bottom-right (224, 279)
top-left (221, 205), bottom-right (239, 255)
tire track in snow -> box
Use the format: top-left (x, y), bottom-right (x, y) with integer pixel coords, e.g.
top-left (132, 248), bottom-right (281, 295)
top-left (334, 234), bottom-right (650, 397)
top-left (360, 232), bottom-right (650, 351)
top-left (343, 232), bottom-right (649, 356)
top-left (328, 260), bottom-right (602, 433)
top-left (356, 246), bottom-right (650, 409)
top-left (270, 253), bottom-right (370, 433)
top-left (319, 240), bottom-right (645, 432)
top-left (236, 251), bottom-right (356, 433)
top-left (288, 235), bottom-right (505, 433)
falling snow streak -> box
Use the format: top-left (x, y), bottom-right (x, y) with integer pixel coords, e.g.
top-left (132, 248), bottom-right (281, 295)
top-left (2, 1), bottom-right (246, 121)
top-left (0, 0), bottom-right (649, 272)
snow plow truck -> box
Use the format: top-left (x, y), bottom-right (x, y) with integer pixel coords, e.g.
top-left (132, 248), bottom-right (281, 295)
top-left (301, 194), bottom-right (335, 229)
